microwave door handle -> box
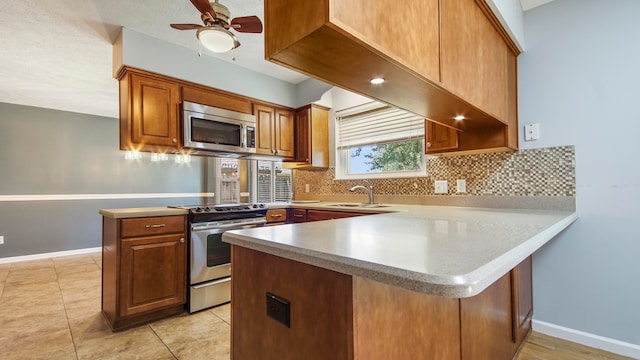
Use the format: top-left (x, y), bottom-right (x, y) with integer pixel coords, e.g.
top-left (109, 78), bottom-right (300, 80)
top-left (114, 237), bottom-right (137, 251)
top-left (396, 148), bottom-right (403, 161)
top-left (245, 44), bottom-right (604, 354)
top-left (240, 123), bottom-right (245, 148)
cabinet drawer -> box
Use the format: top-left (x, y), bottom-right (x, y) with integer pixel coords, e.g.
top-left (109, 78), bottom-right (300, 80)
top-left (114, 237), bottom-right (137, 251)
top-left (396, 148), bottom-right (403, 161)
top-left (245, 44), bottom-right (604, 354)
top-left (288, 209), bottom-right (308, 223)
top-left (120, 216), bottom-right (185, 238)
top-left (266, 209), bottom-right (287, 223)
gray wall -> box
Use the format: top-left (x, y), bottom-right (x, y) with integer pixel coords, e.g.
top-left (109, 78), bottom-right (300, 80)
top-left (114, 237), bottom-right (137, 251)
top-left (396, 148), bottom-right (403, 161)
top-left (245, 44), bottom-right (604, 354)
top-left (0, 102), bottom-right (208, 258)
top-left (519, 0), bottom-right (640, 345)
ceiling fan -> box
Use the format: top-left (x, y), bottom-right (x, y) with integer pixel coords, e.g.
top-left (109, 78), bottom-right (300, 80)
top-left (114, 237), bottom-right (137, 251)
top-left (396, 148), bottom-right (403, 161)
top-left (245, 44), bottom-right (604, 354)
top-left (171, 0), bottom-right (263, 53)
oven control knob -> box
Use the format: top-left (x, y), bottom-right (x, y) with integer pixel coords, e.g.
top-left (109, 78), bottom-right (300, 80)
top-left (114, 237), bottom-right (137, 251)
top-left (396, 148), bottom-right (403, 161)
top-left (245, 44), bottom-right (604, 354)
top-left (203, 207), bottom-right (211, 212)
top-left (195, 207), bottom-right (203, 213)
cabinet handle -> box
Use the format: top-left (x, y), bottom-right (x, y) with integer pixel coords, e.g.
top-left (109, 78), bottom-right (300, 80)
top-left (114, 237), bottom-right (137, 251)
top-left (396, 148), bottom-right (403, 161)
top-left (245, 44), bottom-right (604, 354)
top-left (293, 214), bottom-right (303, 218)
top-left (145, 224), bottom-right (166, 229)
top-left (270, 214), bottom-right (283, 218)
top-left (179, 238), bottom-right (185, 243)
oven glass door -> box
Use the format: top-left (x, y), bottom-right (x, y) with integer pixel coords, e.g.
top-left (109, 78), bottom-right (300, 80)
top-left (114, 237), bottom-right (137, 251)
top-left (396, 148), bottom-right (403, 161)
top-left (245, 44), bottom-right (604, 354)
top-left (190, 219), bottom-right (266, 285)
top-left (191, 227), bottom-right (230, 284)
top-left (191, 117), bottom-right (241, 147)
top-left (206, 232), bottom-right (230, 267)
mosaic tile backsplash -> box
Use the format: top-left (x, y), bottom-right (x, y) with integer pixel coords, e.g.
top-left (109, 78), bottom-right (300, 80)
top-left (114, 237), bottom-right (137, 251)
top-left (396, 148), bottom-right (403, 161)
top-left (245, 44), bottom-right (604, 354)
top-left (292, 146), bottom-right (575, 197)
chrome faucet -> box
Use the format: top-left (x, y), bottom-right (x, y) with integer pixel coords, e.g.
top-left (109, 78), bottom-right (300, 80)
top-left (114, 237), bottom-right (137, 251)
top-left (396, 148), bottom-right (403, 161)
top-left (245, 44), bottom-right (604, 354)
top-left (349, 185), bottom-right (375, 204)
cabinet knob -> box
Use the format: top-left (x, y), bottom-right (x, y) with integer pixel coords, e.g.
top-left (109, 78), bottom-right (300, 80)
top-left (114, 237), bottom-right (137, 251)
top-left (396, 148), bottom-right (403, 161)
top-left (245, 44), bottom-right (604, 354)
top-left (426, 142), bottom-right (432, 148)
top-left (305, 158), bottom-right (309, 162)
top-left (172, 138), bottom-right (177, 143)
top-left (180, 238), bottom-right (185, 243)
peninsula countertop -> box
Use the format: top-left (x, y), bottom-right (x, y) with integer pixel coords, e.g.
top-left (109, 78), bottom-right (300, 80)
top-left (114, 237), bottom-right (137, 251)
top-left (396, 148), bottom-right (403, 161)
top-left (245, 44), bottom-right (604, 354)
top-left (223, 204), bottom-right (577, 298)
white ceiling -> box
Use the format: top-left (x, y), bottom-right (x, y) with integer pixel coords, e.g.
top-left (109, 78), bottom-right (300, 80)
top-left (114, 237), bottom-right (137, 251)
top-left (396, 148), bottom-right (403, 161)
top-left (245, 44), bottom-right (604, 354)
top-left (0, 0), bottom-right (553, 119)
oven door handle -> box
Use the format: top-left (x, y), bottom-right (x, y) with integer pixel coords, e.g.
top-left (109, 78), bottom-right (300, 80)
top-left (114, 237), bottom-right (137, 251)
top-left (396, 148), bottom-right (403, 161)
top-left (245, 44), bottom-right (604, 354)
top-left (191, 219), bottom-right (267, 232)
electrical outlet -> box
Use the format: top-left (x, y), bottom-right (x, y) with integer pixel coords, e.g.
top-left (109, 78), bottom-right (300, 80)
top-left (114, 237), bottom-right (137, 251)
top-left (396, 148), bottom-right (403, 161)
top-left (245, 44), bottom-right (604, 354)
top-left (0, 236), bottom-right (4, 245)
top-left (456, 179), bottom-right (467, 193)
top-left (305, 184), bottom-right (310, 193)
top-left (434, 180), bottom-right (448, 194)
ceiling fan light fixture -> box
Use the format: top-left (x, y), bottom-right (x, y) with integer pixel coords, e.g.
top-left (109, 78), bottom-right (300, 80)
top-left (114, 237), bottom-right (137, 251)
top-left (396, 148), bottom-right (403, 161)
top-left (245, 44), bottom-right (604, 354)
top-left (197, 26), bottom-right (239, 53)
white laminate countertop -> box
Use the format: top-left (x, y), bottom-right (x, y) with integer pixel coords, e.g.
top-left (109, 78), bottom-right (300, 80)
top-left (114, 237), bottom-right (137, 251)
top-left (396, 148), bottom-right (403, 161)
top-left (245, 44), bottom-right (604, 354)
top-left (223, 204), bottom-right (577, 298)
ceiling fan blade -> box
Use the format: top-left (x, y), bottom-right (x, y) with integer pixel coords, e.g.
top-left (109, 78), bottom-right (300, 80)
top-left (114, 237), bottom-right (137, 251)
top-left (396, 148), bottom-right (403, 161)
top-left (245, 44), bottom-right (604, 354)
top-left (231, 16), bottom-right (263, 33)
top-left (189, 0), bottom-right (217, 19)
top-left (170, 23), bottom-right (203, 30)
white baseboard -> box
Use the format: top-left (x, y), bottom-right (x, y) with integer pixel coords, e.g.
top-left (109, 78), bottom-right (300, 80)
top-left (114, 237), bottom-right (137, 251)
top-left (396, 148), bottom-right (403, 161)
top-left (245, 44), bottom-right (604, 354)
top-left (533, 319), bottom-right (640, 359)
top-left (0, 247), bottom-right (101, 264)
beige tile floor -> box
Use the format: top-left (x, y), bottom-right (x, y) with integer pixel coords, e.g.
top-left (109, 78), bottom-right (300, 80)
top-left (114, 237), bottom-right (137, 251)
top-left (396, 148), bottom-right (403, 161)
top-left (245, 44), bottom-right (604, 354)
top-left (0, 252), bottom-right (632, 360)
top-left (0, 252), bottom-right (230, 360)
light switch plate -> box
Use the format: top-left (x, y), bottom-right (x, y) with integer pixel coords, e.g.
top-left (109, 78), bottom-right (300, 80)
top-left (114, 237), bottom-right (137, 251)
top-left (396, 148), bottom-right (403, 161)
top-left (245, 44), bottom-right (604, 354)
top-left (524, 123), bottom-right (540, 141)
top-left (0, 236), bottom-right (4, 245)
top-left (434, 180), bottom-right (448, 194)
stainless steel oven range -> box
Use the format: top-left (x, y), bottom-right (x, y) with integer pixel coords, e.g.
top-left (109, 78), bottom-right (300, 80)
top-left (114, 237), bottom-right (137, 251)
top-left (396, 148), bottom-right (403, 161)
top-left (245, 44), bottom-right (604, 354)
top-left (169, 203), bottom-right (267, 313)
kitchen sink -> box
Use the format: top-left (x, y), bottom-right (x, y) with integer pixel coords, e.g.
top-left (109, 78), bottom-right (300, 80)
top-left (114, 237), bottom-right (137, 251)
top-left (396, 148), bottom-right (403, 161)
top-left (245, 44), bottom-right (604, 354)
top-left (328, 203), bottom-right (390, 208)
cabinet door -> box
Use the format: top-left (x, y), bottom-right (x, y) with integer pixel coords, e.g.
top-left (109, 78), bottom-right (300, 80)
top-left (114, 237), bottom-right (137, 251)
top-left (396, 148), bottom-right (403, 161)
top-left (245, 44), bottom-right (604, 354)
top-left (440, 0), bottom-right (510, 122)
top-left (275, 108), bottom-right (295, 158)
top-left (461, 273), bottom-right (514, 360)
top-left (254, 104), bottom-right (275, 155)
top-left (129, 73), bottom-right (180, 149)
top-left (293, 105), bottom-right (330, 167)
top-left (511, 256), bottom-right (533, 349)
top-left (425, 120), bottom-right (459, 153)
top-left (294, 107), bottom-right (311, 162)
top-left (119, 233), bottom-right (186, 317)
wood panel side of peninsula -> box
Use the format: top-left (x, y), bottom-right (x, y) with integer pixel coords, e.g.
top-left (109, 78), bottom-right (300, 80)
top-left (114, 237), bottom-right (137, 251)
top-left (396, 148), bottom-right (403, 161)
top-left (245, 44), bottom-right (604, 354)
top-left (230, 246), bottom-right (531, 360)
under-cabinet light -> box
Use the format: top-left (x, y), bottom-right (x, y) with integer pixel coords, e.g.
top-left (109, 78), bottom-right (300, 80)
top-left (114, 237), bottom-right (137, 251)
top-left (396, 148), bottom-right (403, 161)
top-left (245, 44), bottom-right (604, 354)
top-left (124, 151), bottom-right (142, 160)
top-left (370, 77), bottom-right (385, 85)
top-left (175, 154), bottom-right (192, 164)
top-left (151, 153), bottom-right (169, 162)
top-left (454, 115), bottom-right (465, 121)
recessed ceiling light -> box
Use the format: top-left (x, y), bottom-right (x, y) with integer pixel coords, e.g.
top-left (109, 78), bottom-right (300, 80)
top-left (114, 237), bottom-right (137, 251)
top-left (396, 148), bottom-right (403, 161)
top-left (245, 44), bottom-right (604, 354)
top-left (454, 115), bottom-right (465, 121)
top-left (370, 77), bottom-right (385, 85)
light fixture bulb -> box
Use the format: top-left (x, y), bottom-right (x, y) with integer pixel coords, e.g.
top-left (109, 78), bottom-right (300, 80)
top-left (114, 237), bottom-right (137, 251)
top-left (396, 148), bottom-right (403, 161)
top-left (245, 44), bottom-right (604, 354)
top-left (197, 26), bottom-right (240, 53)
top-left (454, 115), bottom-right (465, 121)
top-left (370, 77), bottom-right (385, 85)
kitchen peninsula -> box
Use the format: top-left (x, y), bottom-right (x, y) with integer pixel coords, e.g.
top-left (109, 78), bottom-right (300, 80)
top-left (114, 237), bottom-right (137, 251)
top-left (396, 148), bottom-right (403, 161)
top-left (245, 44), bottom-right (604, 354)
top-left (223, 204), bottom-right (577, 359)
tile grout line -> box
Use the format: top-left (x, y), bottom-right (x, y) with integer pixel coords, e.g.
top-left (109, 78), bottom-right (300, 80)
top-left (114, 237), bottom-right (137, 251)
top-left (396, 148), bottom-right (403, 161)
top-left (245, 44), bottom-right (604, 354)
top-left (54, 258), bottom-right (95, 360)
top-left (148, 324), bottom-right (180, 359)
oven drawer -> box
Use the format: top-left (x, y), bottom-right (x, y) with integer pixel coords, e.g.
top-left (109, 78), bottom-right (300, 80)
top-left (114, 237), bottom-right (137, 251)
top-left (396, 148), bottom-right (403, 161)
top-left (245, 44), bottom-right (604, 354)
top-left (190, 277), bottom-right (231, 313)
top-left (121, 215), bottom-right (186, 238)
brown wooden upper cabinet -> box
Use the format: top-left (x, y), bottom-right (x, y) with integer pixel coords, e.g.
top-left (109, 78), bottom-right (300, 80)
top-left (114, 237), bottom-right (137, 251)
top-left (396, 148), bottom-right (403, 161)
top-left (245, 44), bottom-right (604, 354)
top-left (425, 120), bottom-right (459, 153)
top-left (264, 0), bottom-right (520, 155)
top-left (254, 103), bottom-right (295, 158)
top-left (118, 69), bottom-right (181, 153)
top-left (289, 104), bottom-right (330, 167)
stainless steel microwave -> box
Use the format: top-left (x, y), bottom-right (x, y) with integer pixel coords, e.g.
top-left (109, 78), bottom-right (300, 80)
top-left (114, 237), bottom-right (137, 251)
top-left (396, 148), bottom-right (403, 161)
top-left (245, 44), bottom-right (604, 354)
top-left (182, 101), bottom-right (256, 156)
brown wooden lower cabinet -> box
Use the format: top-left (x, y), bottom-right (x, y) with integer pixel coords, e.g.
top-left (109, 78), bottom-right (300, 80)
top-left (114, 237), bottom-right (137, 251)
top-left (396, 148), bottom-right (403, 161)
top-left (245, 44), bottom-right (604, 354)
top-left (306, 209), bottom-right (365, 222)
top-left (287, 208), bottom-right (308, 223)
top-left (266, 209), bottom-right (287, 226)
top-left (102, 215), bottom-right (187, 331)
top-left (231, 246), bottom-right (532, 360)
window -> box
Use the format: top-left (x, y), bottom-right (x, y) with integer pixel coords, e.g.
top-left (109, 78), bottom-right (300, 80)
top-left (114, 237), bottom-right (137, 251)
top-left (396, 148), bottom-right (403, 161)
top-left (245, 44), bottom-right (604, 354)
top-left (335, 102), bottom-right (426, 179)
top-left (252, 160), bottom-right (292, 203)
top-left (214, 158), bottom-right (241, 204)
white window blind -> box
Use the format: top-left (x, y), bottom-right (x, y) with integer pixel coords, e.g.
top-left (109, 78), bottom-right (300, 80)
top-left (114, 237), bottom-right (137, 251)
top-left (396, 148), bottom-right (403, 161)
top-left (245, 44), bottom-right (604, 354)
top-left (336, 101), bottom-right (425, 149)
